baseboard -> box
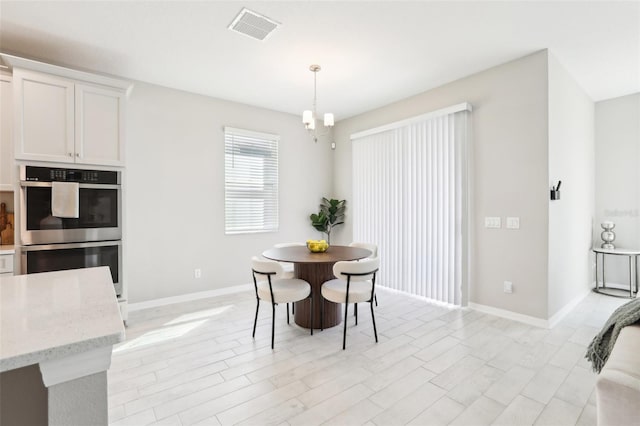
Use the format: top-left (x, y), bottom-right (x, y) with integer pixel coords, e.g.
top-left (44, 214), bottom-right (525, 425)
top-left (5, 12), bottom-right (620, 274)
top-left (468, 302), bottom-right (549, 328)
top-left (128, 284), bottom-right (253, 312)
top-left (470, 287), bottom-right (591, 329)
top-left (547, 288), bottom-right (591, 328)
top-left (377, 286), bottom-right (458, 308)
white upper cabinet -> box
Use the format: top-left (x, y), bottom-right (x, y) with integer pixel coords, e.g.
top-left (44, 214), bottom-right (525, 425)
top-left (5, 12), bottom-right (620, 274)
top-left (75, 83), bottom-right (125, 166)
top-left (13, 69), bottom-right (125, 166)
top-left (13, 69), bottom-right (75, 164)
top-left (4, 54), bottom-right (131, 168)
top-left (1, 74), bottom-right (14, 189)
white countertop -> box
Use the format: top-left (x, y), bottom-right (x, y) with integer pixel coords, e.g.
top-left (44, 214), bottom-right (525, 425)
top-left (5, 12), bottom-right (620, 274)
top-left (0, 266), bottom-right (125, 372)
top-left (0, 245), bottom-right (15, 254)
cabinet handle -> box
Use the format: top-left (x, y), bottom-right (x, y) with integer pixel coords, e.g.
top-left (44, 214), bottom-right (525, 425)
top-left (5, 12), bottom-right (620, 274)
top-left (68, 153), bottom-right (73, 157)
top-left (75, 153), bottom-right (80, 158)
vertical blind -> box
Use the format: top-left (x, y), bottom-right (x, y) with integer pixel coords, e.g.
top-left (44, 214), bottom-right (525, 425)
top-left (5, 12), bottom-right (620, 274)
top-left (351, 107), bottom-right (469, 305)
top-left (224, 127), bottom-right (279, 234)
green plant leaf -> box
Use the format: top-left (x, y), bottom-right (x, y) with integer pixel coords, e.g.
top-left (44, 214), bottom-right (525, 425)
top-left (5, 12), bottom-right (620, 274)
top-left (310, 197), bottom-right (346, 236)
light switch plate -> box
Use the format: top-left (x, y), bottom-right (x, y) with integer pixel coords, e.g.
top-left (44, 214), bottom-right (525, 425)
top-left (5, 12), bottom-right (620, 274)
top-left (485, 217), bottom-right (501, 229)
top-left (506, 217), bottom-right (520, 229)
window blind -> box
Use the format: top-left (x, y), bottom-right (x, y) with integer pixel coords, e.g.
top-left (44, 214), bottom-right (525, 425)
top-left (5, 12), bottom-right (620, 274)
top-left (224, 127), bottom-right (279, 234)
top-left (351, 108), bottom-right (469, 305)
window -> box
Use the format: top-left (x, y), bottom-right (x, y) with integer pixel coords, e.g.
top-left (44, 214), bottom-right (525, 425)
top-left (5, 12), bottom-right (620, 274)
top-left (224, 127), bottom-right (279, 234)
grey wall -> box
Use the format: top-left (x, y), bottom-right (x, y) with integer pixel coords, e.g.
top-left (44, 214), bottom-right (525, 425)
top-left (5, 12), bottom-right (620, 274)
top-left (125, 83), bottom-right (332, 302)
top-left (332, 51), bottom-right (550, 319)
top-left (594, 93), bottom-right (640, 285)
top-left (547, 53), bottom-right (595, 317)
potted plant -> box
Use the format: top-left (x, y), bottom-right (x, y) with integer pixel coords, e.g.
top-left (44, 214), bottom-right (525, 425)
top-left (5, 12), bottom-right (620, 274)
top-left (309, 197), bottom-right (346, 245)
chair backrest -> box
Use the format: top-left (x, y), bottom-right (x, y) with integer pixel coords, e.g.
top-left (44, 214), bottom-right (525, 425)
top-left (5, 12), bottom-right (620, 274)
top-left (273, 242), bottom-right (305, 248)
top-left (349, 242), bottom-right (378, 258)
top-left (251, 256), bottom-right (284, 281)
top-left (333, 257), bottom-right (380, 282)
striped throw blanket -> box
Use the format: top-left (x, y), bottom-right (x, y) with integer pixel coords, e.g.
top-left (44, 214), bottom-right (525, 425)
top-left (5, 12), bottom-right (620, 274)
top-left (585, 298), bottom-right (640, 373)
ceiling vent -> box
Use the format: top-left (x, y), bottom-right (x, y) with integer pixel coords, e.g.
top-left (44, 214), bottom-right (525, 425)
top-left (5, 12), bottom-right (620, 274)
top-left (228, 8), bottom-right (280, 41)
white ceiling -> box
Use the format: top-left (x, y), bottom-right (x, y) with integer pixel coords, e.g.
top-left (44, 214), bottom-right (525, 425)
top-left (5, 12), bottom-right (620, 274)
top-left (1, 1), bottom-right (639, 120)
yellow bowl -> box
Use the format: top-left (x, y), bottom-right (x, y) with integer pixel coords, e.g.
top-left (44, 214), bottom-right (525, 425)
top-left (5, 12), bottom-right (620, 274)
top-left (307, 241), bottom-right (329, 253)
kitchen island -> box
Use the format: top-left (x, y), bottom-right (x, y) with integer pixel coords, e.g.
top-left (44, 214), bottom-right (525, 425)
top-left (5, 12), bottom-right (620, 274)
top-left (0, 266), bottom-right (124, 425)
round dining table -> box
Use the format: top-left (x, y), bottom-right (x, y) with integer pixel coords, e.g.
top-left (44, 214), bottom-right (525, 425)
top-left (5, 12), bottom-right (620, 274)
top-left (262, 245), bottom-right (372, 329)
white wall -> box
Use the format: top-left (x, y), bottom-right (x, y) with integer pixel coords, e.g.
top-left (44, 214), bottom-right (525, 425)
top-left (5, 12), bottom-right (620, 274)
top-left (594, 93), bottom-right (640, 286)
top-left (125, 83), bottom-right (332, 303)
top-left (547, 53), bottom-right (595, 317)
top-left (333, 51), bottom-right (550, 319)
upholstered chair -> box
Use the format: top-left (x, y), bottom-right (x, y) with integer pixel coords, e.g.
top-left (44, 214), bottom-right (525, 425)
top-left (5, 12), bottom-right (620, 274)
top-left (251, 256), bottom-right (312, 349)
top-left (321, 257), bottom-right (379, 349)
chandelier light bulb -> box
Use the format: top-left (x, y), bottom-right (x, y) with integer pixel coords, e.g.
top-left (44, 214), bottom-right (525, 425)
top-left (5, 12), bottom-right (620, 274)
top-left (302, 110), bottom-right (313, 125)
top-left (324, 113), bottom-right (334, 127)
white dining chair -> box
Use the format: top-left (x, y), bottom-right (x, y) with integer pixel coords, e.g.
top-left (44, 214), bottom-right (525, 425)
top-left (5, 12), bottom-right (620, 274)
top-left (321, 257), bottom-right (379, 349)
top-left (349, 242), bottom-right (379, 309)
top-left (271, 242), bottom-right (305, 313)
top-left (273, 242), bottom-right (305, 248)
top-left (251, 256), bottom-right (313, 349)
top-left (348, 242), bottom-right (378, 258)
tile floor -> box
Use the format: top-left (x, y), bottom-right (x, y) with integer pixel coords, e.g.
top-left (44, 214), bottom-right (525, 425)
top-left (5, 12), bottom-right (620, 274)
top-left (108, 288), bottom-right (627, 426)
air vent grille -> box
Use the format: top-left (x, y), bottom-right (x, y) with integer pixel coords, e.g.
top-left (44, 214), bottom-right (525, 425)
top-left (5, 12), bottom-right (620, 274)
top-left (228, 8), bottom-right (280, 41)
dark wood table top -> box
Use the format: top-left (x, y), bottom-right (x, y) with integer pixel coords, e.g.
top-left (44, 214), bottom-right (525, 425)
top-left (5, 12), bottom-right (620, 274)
top-left (262, 245), bottom-right (371, 264)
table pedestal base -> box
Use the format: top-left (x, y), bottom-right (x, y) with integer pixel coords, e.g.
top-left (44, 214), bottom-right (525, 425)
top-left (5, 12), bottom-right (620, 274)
top-left (294, 263), bottom-right (342, 329)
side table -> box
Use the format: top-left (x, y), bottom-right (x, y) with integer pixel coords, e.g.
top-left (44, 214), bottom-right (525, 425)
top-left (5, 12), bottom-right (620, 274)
top-left (593, 247), bottom-right (639, 298)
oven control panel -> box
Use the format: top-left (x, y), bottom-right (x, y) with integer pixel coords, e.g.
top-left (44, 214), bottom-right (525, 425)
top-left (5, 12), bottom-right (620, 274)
top-left (23, 166), bottom-right (119, 184)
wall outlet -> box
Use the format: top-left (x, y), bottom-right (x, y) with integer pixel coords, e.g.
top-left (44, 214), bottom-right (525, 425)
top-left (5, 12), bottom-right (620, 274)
top-left (194, 268), bottom-right (202, 279)
top-left (485, 217), bottom-right (501, 228)
top-left (503, 281), bottom-right (513, 293)
top-left (506, 217), bottom-right (520, 229)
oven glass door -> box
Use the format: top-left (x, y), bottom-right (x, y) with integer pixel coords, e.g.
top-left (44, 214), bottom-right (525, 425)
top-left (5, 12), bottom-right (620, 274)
top-left (22, 242), bottom-right (122, 296)
top-left (25, 186), bottom-right (119, 230)
top-left (21, 183), bottom-right (121, 244)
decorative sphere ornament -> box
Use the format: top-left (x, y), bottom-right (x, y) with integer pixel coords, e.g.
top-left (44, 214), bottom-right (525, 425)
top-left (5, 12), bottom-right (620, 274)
top-left (600, 222), bottom-right (616, 249)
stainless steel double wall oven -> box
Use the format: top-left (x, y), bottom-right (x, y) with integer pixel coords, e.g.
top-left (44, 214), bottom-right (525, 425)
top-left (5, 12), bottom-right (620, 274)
top-left (18, 166), bottom-right (123, 296)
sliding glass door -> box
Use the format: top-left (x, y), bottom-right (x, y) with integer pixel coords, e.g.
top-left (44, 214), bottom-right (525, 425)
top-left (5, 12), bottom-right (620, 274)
top-left (351, 107), bottom-right (470, 305)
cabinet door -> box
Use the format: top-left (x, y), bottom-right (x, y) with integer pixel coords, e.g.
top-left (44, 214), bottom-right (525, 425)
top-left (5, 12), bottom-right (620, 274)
top-left (0, 254), bottom-right (13, 274)
top-left (13, 69), bottom-right (75, 163)
top-left (75, 84), bottom-right (125, 166)
top-left (0, 75), bottom-right (14, 189)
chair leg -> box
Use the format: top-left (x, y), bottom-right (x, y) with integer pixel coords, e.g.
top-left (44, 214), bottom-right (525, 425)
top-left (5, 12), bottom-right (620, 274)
top-left (292, 303), bottom-right (295, 314)
top-left (310, 296), bottom-right (314, 336)
top-left (355, 303), bottom-right (358, 325)
top-left (321, 299), bottom-right (324, 331)
top-left (287, 303), bottom-right (290, 324)
top-left (375, 294), bottom-right (378, 307)
top-left (370, 301), bottom-right (378, 343)
top-left (343, 303), bottom-right (349, 350)
top-left (271, 303), bottom-right (276, 349)
top-left (252, 300), bottom-right (260, 338)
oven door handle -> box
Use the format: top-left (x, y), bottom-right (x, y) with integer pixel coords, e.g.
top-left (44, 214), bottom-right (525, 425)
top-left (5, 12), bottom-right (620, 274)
top-left (19, 241), bottom-right (122, 252)
top-left (20, 181), bottom-right (120, 190)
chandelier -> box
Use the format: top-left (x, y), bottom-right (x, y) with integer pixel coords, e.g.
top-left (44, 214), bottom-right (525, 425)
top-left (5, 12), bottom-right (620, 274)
top-left (302, 64), bottom-right (334, 142)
